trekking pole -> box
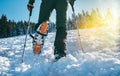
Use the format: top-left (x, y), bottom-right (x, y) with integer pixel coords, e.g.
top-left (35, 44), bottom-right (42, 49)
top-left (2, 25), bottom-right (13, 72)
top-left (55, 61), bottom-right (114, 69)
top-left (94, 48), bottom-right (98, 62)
top-left (22, 9), bottom-right (32, 63)
top-left (71, 5), bottom-right (84, 53)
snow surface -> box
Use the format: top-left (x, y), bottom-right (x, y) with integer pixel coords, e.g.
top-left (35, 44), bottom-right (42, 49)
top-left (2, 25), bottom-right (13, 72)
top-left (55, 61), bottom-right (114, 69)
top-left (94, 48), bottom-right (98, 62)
top-left (0, 26), bottom-right (120, 76)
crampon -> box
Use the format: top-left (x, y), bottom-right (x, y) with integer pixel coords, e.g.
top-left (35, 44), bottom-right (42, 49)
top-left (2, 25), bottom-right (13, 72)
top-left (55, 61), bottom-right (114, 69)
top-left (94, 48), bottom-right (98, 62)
top-left (30, 21), bottom-right (49, 55)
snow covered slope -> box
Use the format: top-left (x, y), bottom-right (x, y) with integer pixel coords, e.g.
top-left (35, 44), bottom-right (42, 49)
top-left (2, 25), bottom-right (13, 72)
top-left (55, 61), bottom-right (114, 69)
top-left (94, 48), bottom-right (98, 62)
top-left (0, 26), bottom-right (120, 76)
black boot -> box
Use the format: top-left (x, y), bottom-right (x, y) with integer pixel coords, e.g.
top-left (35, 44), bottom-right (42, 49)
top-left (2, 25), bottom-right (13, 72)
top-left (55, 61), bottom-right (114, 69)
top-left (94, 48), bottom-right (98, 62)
top-left (54, 27), bottom-right (67, 60)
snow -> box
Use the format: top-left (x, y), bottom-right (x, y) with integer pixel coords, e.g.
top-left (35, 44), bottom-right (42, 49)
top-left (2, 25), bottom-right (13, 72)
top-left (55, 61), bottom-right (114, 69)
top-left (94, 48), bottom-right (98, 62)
top-left (0, 26), bottom-right (120, 76)
top-left (15, 63), bottom-right (31, 72)
top-left (0, 56), bottom-right (10, 74)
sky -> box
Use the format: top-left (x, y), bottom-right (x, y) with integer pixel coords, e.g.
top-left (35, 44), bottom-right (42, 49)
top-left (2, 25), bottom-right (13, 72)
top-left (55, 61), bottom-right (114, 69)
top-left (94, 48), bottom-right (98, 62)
top-left (0, 0), bottom-right (120, 23)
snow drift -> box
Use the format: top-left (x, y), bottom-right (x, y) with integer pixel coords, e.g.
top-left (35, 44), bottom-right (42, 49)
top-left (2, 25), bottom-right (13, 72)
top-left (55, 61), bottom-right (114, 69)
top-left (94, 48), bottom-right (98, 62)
top-left (0, 26), bottom-right (120, 76)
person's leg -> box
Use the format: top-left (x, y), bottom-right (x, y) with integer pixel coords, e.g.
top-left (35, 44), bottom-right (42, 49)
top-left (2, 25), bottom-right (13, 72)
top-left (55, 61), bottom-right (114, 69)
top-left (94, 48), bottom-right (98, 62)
top-left (32, 0), bottom-right (55, 54)
top-left (35, 0), bottom-right (55, 30)
top-left (54, 0), bottom-right (68, 59)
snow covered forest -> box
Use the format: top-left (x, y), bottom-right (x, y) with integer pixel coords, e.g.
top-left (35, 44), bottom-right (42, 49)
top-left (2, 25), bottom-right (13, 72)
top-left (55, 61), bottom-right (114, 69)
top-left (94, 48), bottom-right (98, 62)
top-left (0, 15), bottom-right (56, 38)
top-left (1, 8), bottom-right (120, 38)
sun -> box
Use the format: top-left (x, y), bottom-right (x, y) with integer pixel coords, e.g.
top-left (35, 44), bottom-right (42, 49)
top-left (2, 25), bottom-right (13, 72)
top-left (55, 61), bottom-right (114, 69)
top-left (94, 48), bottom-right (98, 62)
top-left (111, 7), bottom-right (119, 25)
top-left (104, 3), bottom-right (119, 32)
